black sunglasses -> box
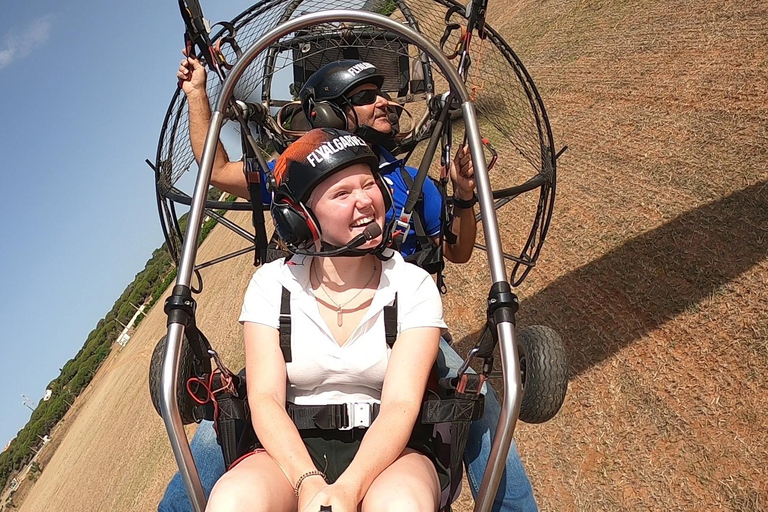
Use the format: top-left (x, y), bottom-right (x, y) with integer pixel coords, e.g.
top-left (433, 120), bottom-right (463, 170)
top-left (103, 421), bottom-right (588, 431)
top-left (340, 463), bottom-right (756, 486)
top-left (345, 88), bottom-right (387, 106)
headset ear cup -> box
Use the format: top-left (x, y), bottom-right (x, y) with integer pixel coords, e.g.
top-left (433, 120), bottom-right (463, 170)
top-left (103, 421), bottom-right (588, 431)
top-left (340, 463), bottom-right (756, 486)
top-left (271, 197), bottom-right (322, 249)
top-left (271, 202), bottom-right (315, 248)
top-left (310, 102), bottom-right (347, 129)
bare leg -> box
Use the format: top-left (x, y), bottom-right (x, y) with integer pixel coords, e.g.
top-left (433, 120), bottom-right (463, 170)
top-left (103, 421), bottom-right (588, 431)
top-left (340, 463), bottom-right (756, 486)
top-left (361, 448), bottom-right (440, 512)
top-left (205, 452), bottom-right (296, 512)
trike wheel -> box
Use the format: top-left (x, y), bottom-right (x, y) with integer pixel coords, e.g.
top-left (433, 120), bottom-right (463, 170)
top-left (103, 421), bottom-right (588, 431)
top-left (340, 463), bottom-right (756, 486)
top-left (148, 334), bottom-right (198, 425)
top-left (517, 325), bottom-right (568, 423)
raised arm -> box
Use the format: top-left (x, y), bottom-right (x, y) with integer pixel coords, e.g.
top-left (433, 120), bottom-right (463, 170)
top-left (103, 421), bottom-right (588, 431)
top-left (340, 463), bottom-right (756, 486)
top-left (442, 144), bottom-right (477, 263)
top-left (177, 52), bottom-right (250, 199)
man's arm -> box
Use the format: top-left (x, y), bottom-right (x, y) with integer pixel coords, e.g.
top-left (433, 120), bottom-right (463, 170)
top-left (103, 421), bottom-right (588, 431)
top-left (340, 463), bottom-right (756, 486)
top-left (178, 53), bottom-right (250, 199)
top-left (441, 144), bottom-right (476, 263)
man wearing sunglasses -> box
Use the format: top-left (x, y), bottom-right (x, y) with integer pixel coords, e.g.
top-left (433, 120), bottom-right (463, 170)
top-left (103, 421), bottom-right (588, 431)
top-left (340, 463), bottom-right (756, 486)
top-left (160, 56), bottom-right (537, 512)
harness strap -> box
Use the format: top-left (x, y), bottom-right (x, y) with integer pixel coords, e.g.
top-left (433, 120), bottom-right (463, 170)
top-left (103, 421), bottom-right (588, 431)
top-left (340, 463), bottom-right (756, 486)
top-left (185, 318), bottom-right (213, 372)
top-left (280, 287), bottom-right (397, 354)
top-left (398, 169), bottom-right (447, 280)
top-left (210, 372), bottom-right (249, 466)
top-left (395, 168), bottom-right (436, 250)
top-left (451, 372), bottom-right (485, 498)
top-left (242, 137), bottom-right (268, 266)
top-left (420, 395), bottom-right (484, 424)
top-left (286, 396), bottom-right (483, 431)
top-left (279, 287), bottom-right (292, 362)
top-left (384, 295), bottom-right (398, 348)
top-left (288, 402), bottom-right (382, 430)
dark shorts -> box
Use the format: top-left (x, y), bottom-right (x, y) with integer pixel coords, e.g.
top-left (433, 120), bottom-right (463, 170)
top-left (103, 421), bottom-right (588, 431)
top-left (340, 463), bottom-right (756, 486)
top-left (301, 425), bottom-right (450, 490)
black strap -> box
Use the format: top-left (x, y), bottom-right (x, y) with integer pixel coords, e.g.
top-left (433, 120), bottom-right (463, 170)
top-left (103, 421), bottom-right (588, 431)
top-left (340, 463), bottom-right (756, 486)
top-left (242, 145), bottom-right (268, 267)
top-left (279, 287), bottom-right (292, 362)
top-left (285, 396), bottom-right (483, 430)
top-left (419, 395), bottom-right (484, 424)
top-left (210, 373), bottom-right (249, 467)
top-left (398, 169), bottom-right (446, 279)
top-left (475, 322), bottom-right (497, 360)
top-left (287, 402), bottom-right (382, 430)
top-left (185, 318), bottom-right (212, 366)
top-left (384, 294), bottom-right (398, 348)
top-left (397, 168), bottom-right (437, 250)
top-left (280, 288), bottom-right (396, 354)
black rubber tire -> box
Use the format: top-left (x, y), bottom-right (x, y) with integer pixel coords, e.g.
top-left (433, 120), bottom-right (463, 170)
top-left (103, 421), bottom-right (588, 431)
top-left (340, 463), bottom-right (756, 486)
top-left (517, 325), bottom-right (568, 424)
top-left (148, 334), bottom-right (198, 425)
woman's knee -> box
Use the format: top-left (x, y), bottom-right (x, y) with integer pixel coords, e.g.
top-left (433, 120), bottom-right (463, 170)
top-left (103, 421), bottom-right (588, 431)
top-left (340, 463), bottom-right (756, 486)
top-left (364, 489), bottom-right (438, 512)
top-left (206, 470), bottom-right (256, 511)
top-left (205, 455), bottom-right (294, 512)
top-left (362, 450), bottom-right (440, 512)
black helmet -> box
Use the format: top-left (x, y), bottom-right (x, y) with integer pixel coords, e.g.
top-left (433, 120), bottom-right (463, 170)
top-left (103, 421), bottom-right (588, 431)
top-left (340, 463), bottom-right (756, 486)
top-left (273, 128), bottom-right (379, 204)
top-left (300, 60), bottom-right (384, 104)
top-left (270, 128), bottom-right (392, 254)
top-left (299, 60), bottom-right (385, 132)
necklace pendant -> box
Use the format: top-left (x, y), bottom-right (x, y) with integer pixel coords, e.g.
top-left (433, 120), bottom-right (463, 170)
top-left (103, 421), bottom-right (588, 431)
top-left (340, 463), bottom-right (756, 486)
top-left (336, 307), bottom-right (343, 327)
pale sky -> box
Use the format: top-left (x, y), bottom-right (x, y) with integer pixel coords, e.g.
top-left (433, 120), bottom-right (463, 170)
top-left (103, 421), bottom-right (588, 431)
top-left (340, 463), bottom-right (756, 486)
top-left (0, 0), bottom-right (258, 451)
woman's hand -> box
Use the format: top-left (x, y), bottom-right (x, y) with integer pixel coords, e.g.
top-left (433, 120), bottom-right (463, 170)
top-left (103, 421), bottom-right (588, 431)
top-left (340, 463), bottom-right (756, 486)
top-left (300, 481), bottom-right (359, 512)
top-left (297, 475), bottom-right (329, 511)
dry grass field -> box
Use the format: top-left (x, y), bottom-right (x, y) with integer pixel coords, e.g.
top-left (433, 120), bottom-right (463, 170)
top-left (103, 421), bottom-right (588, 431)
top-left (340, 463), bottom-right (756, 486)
top-left (13, 0), bottom-right (768, 510)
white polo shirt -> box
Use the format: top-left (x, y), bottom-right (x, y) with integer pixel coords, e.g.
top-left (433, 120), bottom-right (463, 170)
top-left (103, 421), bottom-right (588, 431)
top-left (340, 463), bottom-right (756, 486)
top-left (239, 251), bottom-right (446, 406)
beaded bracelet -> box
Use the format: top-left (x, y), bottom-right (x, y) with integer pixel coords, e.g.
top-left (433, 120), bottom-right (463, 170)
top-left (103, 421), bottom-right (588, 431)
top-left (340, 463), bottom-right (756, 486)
top-left (294, 470), bottom-right (326, 497)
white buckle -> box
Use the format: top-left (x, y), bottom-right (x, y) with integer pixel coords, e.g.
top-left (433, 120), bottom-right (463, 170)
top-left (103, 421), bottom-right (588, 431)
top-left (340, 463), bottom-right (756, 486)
top-left (342, 402), bottom-right (373, 430)
top-left (393, 210), bottom-right (412, 244)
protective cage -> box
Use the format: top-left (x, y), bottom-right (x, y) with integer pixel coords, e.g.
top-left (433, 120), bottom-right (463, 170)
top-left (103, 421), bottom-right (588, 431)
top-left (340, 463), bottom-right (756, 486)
top-left (156, 4), bottom-right (562, 511)
top-left (153, 0), bottom-right (557, 287)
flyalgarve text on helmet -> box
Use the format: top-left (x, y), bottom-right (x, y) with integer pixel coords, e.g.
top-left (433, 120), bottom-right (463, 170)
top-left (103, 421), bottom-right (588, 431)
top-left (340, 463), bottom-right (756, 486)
top-left (305, 134), bottom-right (370, 168)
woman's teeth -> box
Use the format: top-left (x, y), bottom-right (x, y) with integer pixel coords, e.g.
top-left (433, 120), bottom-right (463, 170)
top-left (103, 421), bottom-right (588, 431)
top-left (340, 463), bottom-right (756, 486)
top-left (351, 216), bottom-right (374, 227)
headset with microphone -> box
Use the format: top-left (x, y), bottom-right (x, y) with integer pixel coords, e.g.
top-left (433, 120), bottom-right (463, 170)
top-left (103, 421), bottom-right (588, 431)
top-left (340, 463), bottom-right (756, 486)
top-left (269, 128), bottom-right (394, 258)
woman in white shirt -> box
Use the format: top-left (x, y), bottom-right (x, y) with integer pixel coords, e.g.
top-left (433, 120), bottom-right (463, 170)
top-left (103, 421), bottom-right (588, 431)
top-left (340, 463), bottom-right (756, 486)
top-left (205, 128), bottom-right (446, 512)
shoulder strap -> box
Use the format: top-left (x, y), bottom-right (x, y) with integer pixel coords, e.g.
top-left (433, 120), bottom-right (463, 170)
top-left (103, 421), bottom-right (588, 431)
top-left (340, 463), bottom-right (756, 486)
top-left (281, 289), bottom-right (396, 356)
top-left (397, 168), bottom-right (436, 246)
top-left (384, 293), bottom-right (398, 348)
top-left (241, 132), bottom-right (268, 267)
top-left (279, 286), bottom-right (292, 362)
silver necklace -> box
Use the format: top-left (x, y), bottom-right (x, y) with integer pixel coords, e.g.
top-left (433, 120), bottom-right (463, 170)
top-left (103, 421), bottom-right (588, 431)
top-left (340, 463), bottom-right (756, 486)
top-left (313, 262), bottom-right (377, 327)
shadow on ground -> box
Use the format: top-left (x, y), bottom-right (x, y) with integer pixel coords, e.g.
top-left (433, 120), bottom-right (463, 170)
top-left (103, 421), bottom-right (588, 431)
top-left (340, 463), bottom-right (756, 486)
top-left (456, 180), bottom-right (768, 378)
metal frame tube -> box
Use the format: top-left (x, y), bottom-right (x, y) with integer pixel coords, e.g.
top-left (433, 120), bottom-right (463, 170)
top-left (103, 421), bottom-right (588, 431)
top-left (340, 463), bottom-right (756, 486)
top-left (159, 110), bottom-right (226, 512)
top-left (160, 322), bottom-right (206, 512)
top-left (161, 10), bottom-right (521, 512)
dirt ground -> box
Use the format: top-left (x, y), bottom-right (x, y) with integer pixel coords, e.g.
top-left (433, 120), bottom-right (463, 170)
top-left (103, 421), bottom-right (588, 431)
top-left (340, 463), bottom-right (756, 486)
top-left (16, 0), bottom-right (768, 510)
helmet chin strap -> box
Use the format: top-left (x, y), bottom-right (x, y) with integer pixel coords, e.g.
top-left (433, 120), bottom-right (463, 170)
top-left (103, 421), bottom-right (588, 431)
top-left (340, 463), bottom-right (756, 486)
top-left (342, 98), bottom-right (397, 151)
top-left (354, 125), bottom-right (397, 151)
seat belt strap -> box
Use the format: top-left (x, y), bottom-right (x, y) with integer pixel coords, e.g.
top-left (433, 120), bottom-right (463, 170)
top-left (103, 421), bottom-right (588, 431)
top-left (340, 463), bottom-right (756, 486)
top-left (279, 286), bottom-right (292, 362)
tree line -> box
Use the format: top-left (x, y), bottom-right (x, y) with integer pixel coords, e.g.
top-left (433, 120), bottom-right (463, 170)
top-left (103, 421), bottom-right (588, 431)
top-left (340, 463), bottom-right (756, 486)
top-left (0, 189), bottom-right (234, 492)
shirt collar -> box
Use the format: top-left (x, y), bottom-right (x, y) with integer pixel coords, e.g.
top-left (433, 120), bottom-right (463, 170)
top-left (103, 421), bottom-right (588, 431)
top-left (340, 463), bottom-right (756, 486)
top-left (375, 145), bottom-right (402, 170)
top-left (277, 251), bottom-right (403, 306)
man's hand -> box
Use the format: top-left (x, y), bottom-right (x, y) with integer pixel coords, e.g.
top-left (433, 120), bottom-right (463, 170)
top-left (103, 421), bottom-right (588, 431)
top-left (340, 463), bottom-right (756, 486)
top-left (177, 50), bottom-right (207, 97)
top-left (450, 144), bottom-right (476, 200)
